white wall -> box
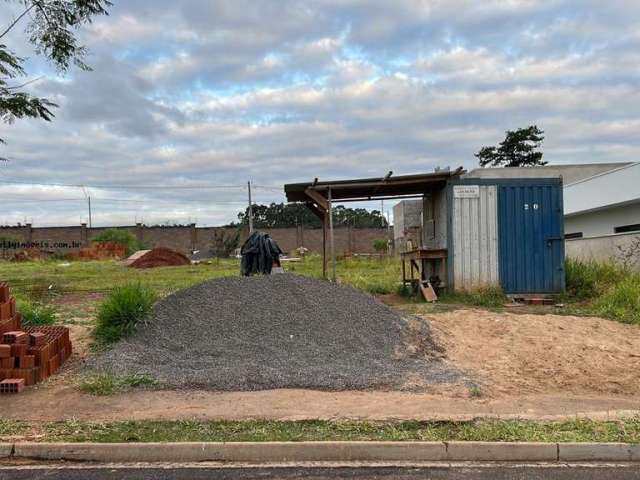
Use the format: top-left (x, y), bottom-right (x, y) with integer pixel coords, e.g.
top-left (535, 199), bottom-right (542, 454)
top-left (564, 203), bottom-right (640, 238)
top-left (566, 232), bottom-right (640, 270)
top-left (564, 162), bottom-right (640, 216)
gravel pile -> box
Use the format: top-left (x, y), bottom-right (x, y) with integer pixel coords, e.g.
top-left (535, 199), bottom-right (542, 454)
top-left (92, 274), bottom-right (462, 391)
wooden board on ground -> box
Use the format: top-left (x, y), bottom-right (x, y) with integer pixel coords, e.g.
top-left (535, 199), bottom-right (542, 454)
top-left (420, 281), bottom-right (438, 302)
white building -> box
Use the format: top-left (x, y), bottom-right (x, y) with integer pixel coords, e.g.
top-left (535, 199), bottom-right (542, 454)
top-left (563, 162), bottom-right (640, 238)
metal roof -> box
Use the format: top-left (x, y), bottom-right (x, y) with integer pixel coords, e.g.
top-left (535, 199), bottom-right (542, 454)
top-left (284, 167), bottom-right (464, 202)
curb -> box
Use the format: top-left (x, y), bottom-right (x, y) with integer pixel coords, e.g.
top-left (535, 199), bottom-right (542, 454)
top-left (2, 441), bottom-right (640, 463)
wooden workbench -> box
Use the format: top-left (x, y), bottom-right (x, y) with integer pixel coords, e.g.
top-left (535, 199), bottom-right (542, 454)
top-left (400, 248), bottom-right (448, 291)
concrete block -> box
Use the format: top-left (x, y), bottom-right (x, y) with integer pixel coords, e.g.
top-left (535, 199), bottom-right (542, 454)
top-left (558, 443), bottom-right (634, 462)
top-left (446, 442), bottom-right (558, 461)
top-left (13, 442), bottom-right (449, 463)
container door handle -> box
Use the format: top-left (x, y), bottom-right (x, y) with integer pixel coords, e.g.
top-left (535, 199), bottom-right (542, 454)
top-left (546, 236), bottom-right (563, 247)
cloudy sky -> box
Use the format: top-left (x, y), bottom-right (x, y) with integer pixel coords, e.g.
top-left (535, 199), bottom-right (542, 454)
top-left (1, 0), bottom-right (639, 226)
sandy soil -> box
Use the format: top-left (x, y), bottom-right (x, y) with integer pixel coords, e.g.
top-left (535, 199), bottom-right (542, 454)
top-left (427, 309), bottom-right (640, 398)
top-left (2, 307), bottom-right (639, 422)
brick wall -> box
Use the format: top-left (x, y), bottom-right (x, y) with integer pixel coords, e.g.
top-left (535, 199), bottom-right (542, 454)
top-left (0, 223), bottom-right (389, 257)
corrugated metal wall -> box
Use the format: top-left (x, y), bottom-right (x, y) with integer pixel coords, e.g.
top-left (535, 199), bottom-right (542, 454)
top-left (451, 185), bottom-right (499, 290)
top-left (498, 183), bottom-right (565, 293)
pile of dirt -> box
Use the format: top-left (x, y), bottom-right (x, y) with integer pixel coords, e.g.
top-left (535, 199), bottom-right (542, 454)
top-left (71, 242), bottom-right (127, 261)
top-left (92, 274), bottom-right (462, 391)
top-left (124, 247), bottom-right (190, 268)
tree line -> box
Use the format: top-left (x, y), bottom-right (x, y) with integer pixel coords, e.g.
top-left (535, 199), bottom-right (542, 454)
top-left (233, 203), bottom-right (388, 229)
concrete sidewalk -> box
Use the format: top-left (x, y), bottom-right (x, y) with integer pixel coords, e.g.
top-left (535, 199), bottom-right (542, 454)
top-left (3, 441), bottom-right (640, 463)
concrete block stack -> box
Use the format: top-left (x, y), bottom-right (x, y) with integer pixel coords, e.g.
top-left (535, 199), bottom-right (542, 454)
top-left (0, 282), bottom-right (72, 393)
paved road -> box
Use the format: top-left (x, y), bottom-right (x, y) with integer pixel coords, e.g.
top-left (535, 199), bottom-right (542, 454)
top-left (1, 463), bottom-right (640, 479)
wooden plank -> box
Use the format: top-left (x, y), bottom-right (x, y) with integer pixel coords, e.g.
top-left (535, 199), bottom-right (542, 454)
top-left (420, 281), bottom-right (438, 302)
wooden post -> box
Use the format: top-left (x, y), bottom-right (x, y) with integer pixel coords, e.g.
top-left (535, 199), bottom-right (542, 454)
top-left (328, 187), bottom-right (336, 282)
top-left (322, 213), bottom-right (328, 279)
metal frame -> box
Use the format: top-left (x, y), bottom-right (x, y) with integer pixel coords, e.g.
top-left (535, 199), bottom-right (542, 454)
top-left (285, 169), bottom-right (465, 280)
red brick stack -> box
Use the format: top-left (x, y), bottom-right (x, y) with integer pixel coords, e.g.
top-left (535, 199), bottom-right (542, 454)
top-left (0, 283), bottom-right (72, 393)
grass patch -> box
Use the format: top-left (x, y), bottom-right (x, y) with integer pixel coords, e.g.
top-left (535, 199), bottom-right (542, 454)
top-left (79, 373), bottom-right (158, 396)
top-left (564, 259), bottom-right (640, 324)
top-left (440, 286), bottom-right (507, 309)
top-left (565, 259), bottom-right (626, 301)
top-left (15, 297), bottom-right (57, 327)
top-left (594, 276), bottom-right (640, 324)
top-left (1, 418), bottom-right (640, 443)
top-left (94, 283), bottom-right (157, 345)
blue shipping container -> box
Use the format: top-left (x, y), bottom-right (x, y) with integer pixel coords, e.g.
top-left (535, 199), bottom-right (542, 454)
top-left (448, 178), bottom-right (565, 294)
top-left (497, 179), bottom-right (565, 293)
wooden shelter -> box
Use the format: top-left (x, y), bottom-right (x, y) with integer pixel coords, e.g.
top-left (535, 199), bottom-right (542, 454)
top-left (284, 168), bottom-right (464, 280)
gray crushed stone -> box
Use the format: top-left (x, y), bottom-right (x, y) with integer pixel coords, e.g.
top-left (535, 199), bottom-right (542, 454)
top-left (91, 274), bottom-right (464, 391)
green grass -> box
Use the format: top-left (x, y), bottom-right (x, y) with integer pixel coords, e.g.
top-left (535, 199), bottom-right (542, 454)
top-left (564, 259), bottom-right (640, 324)
top-left (1, 256), bottom-right (638, 327)
top-left (94, 283), bottom-right (157, 345)
top-left (565, 258), bottom-right (627, 301)
top-left (1, 417), bottom-right (640, 443)
top-left (594, 276), bottom-right (640, 324)
top-left (439, 286), bottom-right (507, 309)
top-left (78, 373), bottom-right (158, 396)
top-left (15, 297), bottom-right (57, 326)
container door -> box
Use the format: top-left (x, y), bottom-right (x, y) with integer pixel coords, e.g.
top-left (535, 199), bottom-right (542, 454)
top-left (498, 184), bottom-right (565, 293)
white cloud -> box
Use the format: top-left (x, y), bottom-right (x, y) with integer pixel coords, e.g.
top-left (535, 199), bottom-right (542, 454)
top-left (0, 0), bottom-right (639, 225)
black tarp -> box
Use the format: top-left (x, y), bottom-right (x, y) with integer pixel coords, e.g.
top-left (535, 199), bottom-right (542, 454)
top-left (240, 231), bottom-right (283, 276)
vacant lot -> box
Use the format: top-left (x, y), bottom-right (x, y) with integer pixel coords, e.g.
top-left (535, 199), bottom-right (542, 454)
top-left (0, 256), bottom-right (639, 423)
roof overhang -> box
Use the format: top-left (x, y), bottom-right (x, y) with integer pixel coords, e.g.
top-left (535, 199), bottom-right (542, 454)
top-left (284, 167), bottom-right (464, 204)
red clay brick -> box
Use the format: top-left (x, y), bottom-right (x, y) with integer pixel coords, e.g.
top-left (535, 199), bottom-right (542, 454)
top-left (17, 356), bottom-right (35, 369)
top-left (0, 378), bottom-right (24, 393)
top-left (0, 284), bottom-right (9, 303)
top-left (0, 357), bottom-right (14, 368)
top-left (0, 302), bottom-right (11, 321)
top-left (0, 345), bottom-right (10, 358)
top-left (10, 344), bottom-right (27, 357)
top-left (29, 332), bottom-right (46, 346)
top-left (3, 331), bottom-right (28, 344)
top-left (8, 297), bottom-right (15, 317)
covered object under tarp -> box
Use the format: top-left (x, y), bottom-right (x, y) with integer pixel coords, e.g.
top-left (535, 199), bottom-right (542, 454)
top-left (240, 231), bottom-right (283, 276)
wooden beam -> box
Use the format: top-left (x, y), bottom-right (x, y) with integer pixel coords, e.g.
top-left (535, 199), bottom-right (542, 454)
top-left (304, 187), bottom-right (329, 212)
top-left (306, 202), bottom-right (325, 220)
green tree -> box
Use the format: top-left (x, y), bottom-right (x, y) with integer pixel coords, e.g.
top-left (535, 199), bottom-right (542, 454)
top-left (1, 0), bottom-right (111, 158)
top-left (235, 203), bottom-right (388, 229)
top-left (476, 125), bottom-right (546, 167)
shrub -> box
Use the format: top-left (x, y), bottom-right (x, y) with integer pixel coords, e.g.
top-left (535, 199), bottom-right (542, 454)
top-left (594, 276), bottom-right (640, 325)
top-left (17, 298), bottom-right (57, 326)
top-left (565, 259), bottom-right (625, 301)
top-left (373, 238), bottom-right (388, 254)
top-left (91, 229), bottom-right (142, 256)
top-left (94, 283), bottom-right (156, 345)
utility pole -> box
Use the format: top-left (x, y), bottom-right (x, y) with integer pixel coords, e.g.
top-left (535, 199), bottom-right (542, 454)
top-left (88, 196), bottom-right (92, 229)
top-left (247, 180), bottom-right (254, 234)
top-left (82, 186), bottom-right (92, 228)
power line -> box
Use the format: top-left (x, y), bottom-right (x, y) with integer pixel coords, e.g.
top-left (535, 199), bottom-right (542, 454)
top-left (0, 179), bottom-right (249, 190)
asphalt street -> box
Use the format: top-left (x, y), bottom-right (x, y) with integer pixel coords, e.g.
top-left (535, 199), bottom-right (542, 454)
top-left (1, 463), bottom-right (640, 479)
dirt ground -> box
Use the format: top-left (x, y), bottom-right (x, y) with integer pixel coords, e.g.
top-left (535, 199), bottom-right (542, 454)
top-left (2, 307), bottom-right (639, 422)
top-left (428, 309), bottom-right (640, 398)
